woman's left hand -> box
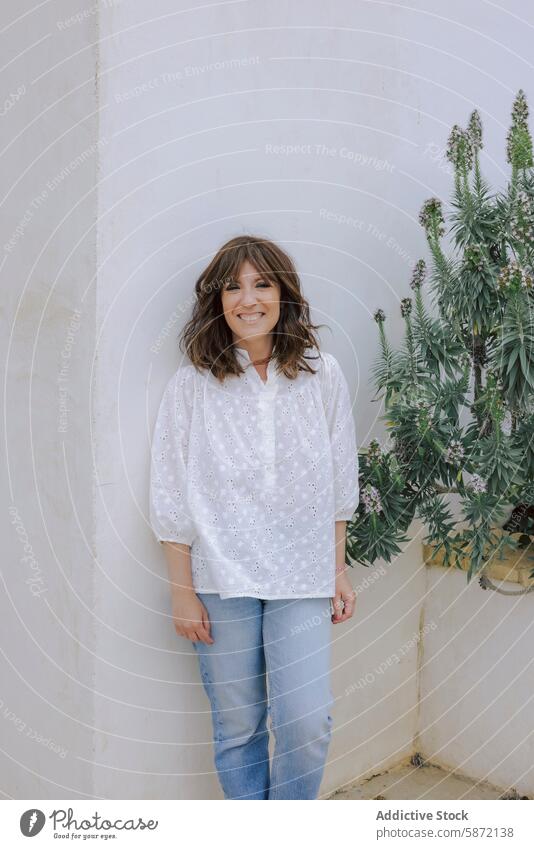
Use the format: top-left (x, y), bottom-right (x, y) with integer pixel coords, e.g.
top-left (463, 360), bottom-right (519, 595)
top-left (331, 571), bottom-right (357, 624)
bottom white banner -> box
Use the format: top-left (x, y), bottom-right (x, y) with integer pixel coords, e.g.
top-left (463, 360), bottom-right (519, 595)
top-left (1, 799), bottom-right (533, 847)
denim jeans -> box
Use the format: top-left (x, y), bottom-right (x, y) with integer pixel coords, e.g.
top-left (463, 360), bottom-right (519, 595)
top-left (192, 593), bottom-right (334, 800)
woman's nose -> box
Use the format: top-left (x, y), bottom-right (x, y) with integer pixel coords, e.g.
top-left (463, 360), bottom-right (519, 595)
top-left (238, 288), bottom-right (258, 306)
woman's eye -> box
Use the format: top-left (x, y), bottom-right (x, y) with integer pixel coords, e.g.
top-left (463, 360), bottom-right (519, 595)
top-left (225, 280), bottom-right (270, 290)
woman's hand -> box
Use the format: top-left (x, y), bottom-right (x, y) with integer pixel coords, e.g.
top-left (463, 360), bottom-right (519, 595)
top-left (171, 589), bottom-right (214, 645)
top-left (331, 570), bottom-right (357, 624)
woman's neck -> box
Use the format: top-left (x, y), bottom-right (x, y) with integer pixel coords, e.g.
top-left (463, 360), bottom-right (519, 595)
top-left (234, 335), bottom-right (273, 365)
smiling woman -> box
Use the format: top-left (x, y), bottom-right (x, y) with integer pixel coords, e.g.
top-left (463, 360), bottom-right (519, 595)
top-left (149, 234), bottom-right (360, 799)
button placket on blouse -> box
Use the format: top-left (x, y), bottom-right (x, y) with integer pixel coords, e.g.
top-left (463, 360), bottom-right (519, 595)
top-left (257, 382), bottom-right (278, 488)
top-left (235, 346), bottom-right (279, 488)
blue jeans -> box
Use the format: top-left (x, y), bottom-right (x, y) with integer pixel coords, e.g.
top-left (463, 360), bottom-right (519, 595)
top-left (192, 593), bottom-right (334, 800)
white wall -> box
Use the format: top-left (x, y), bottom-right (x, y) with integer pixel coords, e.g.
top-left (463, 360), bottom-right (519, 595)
top-left (3, 0), bottom-right (534, 799)
top-left (94, 0), bottom-right (431, 799)
top-left (1, 1), bottom-right (98, 797)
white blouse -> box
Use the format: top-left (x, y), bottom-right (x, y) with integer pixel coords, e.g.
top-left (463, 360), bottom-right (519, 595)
top-left (149, 345), bottom-right (359, 599)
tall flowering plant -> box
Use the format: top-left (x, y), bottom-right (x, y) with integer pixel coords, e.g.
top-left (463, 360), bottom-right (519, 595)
top-left (346, 91), bottom-right (534, 582)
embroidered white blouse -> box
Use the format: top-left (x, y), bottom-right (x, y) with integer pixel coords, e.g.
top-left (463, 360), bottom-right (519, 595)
top-left (149, 345), bottom-right (359, 599)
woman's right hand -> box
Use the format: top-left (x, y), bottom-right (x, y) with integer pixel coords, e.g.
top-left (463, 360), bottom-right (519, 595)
top-left (171, 589), bottom-right (214, 645)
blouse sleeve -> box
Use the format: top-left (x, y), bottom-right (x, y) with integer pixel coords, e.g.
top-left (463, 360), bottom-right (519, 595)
top-left (149, 367), bottom-right (196, 546)
top-left (319, 353), bottom-right (360, 521)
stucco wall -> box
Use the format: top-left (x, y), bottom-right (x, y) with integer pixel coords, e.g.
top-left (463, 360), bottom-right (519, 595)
top-left (92, 0), bottom-right (430, 799)
top-left (1, 1), bottom-right (98, 797)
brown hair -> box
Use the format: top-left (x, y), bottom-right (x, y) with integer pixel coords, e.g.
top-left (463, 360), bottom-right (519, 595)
top-left (180, 235), bottom-right (326, 382)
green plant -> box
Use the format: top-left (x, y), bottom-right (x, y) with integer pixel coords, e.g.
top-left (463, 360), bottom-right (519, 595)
top-left (347, 91), bottom-right (534, 582)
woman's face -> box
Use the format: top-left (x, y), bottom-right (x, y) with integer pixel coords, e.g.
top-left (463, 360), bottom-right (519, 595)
top-left (221, 259), bottom-right (281, 345)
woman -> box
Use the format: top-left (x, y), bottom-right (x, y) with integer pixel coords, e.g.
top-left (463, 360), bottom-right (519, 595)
top-left (149, 235), bottom-right (360, 800)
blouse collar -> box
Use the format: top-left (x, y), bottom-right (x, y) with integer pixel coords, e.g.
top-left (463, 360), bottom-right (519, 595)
top-left (234, 344), bottom-right (252, 363)
top-left (233, 343), bottom-right (278, 387)
top-left (234, 344), bottom-right (273, 365)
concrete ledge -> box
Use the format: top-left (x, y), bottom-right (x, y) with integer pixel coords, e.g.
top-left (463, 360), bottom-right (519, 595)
top-left (423, 529), bottom-right (534, 587)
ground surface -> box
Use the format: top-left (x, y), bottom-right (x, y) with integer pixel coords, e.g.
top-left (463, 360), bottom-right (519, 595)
top-left (327, 760), bottom-right (522, 800)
